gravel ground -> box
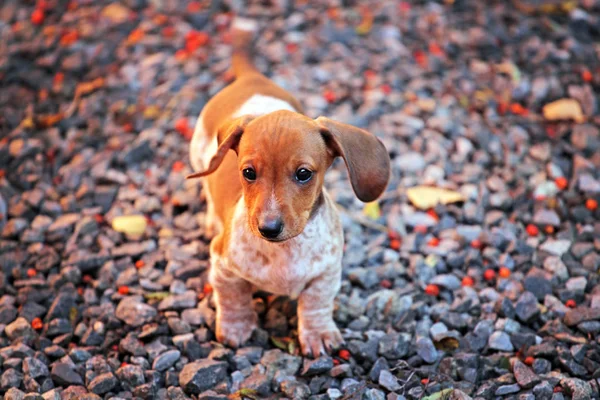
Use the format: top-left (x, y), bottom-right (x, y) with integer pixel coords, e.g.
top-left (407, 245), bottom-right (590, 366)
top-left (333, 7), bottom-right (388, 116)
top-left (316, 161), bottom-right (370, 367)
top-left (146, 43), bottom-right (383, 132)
top-left (1, 0), bottom-right (600, 399)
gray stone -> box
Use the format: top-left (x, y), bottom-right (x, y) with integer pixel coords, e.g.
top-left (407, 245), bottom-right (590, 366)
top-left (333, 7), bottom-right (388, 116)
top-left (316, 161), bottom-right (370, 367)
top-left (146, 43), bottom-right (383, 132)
top-left (302, 356), bottom-right (333, 376)
top-left (416, 337), bottom-right (438, 363)
top-left (378, 370), bottom-right (401, 392)
top-left (488, 331), bottom-right (514, 352)
top-left (88, 372), bottom-right (117, 395)
top-left (115, 296), bottom-right (157, 327)
top-left (513, 360), bottom-right (540, 389)
top-left (153, 349), bottom-right (181, 371)
top-left (179, 360), bottom-right (227, 395)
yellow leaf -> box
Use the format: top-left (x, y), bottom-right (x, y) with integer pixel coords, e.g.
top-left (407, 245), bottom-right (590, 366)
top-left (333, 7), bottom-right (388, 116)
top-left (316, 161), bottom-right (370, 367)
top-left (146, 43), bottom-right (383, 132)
top-left (144, 292), bottom-right (170, 300)
top-left (101, 3), bottom-right (131, 24)
top-left (363, 201), bottom-right (381, 220)
top-left (406, 186), bottom-right (465, 210)
top-left (69, 307), bottom-right (78, 324)
top-left (542, 99), bottom-right (585, 123)
top-left (112, 215), bottom-right (147, 235)
top-left (425, 254), bottom-right (438, 268)
top-left (270, 337), bottom-right (288, 351)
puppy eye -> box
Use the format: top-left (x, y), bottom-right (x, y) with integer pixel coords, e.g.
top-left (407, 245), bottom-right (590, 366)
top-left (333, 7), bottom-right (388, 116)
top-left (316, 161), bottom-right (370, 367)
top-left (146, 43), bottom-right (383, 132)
top-left (295, 168), bottom-right (313, 183)
top-left (242, 168), bottom-right (256, 181)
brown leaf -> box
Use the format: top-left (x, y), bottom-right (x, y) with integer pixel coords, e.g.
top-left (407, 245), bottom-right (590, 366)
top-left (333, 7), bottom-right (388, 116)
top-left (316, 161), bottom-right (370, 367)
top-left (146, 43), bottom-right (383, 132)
top-left (433, 337), bottom-right (459, 352)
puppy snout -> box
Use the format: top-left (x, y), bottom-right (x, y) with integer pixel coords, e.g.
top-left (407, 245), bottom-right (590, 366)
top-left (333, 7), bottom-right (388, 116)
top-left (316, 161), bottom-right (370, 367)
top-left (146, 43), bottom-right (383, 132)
top-left (258, 217), bottom-right (283, 240)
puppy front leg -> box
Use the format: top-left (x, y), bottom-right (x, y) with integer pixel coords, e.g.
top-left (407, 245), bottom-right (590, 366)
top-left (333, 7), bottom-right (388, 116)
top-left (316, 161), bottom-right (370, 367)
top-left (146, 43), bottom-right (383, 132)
top-left (297, 270), bottom-right (343, 357)
top-left (210, 265), bottom-right (257, 348)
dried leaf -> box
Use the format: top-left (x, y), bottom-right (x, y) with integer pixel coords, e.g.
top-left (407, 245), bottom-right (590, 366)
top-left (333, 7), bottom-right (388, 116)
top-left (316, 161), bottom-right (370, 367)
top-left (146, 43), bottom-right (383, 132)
top-left (36, 112), bottom-right (64, 128)
top-left (425, 254), bottom-right (439, 268)
top-left (434, 337), bottom-right (459, 352)
top-left (270, 337), bottom-right (288, 351)
top-left (422, 389), bottom-right (454, 400)
top-left (406, 186), bottom-right (465, 210)
top-left (69, 307), bottom-right (78, 324)
top-left (287, 340), bottom-right (297, 355)
top-left (112, 215), bottom-right (147, 235)
top-left (230, 388), bottom-right (260, 400)
top-left (363, 201), bottom-right (381, 220)
top-left (543, 99), bottom-right (585, 123)
top-left (101, 3), bottom-right (131, 24)
top-left (144, 292), bottom-right (170, 301)
top-left (496, 61), bottom-right (521, 83)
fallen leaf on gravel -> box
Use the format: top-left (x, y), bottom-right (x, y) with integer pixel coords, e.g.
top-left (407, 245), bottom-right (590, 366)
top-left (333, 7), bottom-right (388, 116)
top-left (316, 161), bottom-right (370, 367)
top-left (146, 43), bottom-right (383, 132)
top-left (230, 388), bottom-right (260, 400)
top-left (434, 337), bottom-right (460, 352)
top-left (422, 389), bottom-right (454, 400)
top-left (543, 99), bottom-right (585, 123)
top-left (363, 201), bottom-right (381, 220)
top-left (407, 186), bottom-right (465, 210)
top-left (112, 215), bottom-right (147, 235)
top-left (101, 3), bottom-right (130, 24)
top-left (270, 337), bottom-right (288, 351)
top-left (144, 292), bottom-right (171, 301)
top-left (496, 61), bottom-right (521, 83)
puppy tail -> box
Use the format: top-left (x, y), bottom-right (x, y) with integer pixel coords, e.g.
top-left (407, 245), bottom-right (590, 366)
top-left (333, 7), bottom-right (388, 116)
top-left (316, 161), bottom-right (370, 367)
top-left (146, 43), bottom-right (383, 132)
top-left (231, 17), bottom-right (260, 78)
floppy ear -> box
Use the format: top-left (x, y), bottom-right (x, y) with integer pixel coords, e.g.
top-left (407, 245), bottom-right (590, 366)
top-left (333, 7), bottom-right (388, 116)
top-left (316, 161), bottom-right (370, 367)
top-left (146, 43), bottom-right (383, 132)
top-left (316, 116), bottom-right (390, 202)
top-left (186, 115), bottom-right (254, 179)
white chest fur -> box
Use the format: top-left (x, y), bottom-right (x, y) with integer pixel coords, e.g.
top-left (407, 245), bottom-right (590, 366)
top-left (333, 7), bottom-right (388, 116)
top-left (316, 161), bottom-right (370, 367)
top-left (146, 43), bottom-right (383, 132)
top-left (225, 191), bottom-right (343, 299)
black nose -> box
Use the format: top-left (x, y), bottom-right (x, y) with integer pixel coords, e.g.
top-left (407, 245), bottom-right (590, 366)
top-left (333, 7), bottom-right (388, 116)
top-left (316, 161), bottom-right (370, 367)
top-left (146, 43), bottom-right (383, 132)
top-left (258, 218), bottom-right (283, 239)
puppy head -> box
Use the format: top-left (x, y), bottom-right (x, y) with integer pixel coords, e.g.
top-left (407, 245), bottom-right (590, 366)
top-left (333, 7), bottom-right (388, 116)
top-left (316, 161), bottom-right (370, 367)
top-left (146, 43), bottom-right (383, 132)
top-left (188, 110), bottom-right (390, 242)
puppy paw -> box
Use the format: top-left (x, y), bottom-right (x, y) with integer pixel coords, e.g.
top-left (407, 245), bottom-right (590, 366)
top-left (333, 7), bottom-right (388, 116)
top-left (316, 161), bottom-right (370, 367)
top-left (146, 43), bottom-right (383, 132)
top-left (216, 315), bottom-right (257, 348)
top-left (298, 325), bottom-right (344, 358)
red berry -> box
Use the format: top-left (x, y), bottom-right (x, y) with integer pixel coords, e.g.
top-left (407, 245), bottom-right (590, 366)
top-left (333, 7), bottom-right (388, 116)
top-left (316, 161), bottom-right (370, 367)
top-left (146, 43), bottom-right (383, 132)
top-left (582, 69), bottom-right (593, 82)
top-left (120, 362), bottom-right (128, 368)
top-left (380, 279), bottom-right (392, 289)
top-left (135, 260), bottom-right (145, 269)
top-left (426, 209), bottom-right (439, 221)
top-left (338, 349), bottom-right (351, 361)
top-left (186, 1), bottom-right (202, 12)
top-left (524, 356), bottom-right (534, 365)
top-left (545, 225), bottom-right (555, 234)
top-left (172, 161), bottom-right (185, 172)
top-left (565, 299), bottom-right (576, 308)
top-left (421, 378), bottom-right (429, 385)
top-left (462, 276), bottom-right (474, 287)
top-left (498, 267), bottom-right (511, 278)
top-left (586, 199), bottom-right (598, 211)
top-left (31, 318), bottom-right (43, 330)
top-left (554, 176), bottom-right (568, 190)
top-left (118, 286), bottom-right (129, 295)
top-left (323, 90), bottom-right (336, 104)
top-left (526, 224), bottom-right (539, 236)
top-left (203, 283), bottom-right (213, 295)
top-left (27, 268), bottom-right (36, 278)
top-left (333, 358), bottom-right (340, 365)
top-left (53, 72), bottom-right (64, 85)
top-left (31, 8), bottom-right (45, 25)
top-left (483, 269), bottom-right (496, 281)
top-left (94, 214), bottom-right (104, 224)
top-left (428, 237), bottom-right (440, 247)
top-left (381, 84), bottom-right (392, 95)
top-left (390, 239), bottom-right (401, 250)
top-left (470, 239), bottom-right (482, 249)
top-left (510, 103), bottom-right (528, 116)
top-left (425, 284), bottom-right (440, 296)
top-left (286, 43), bottom-right (298, 53)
